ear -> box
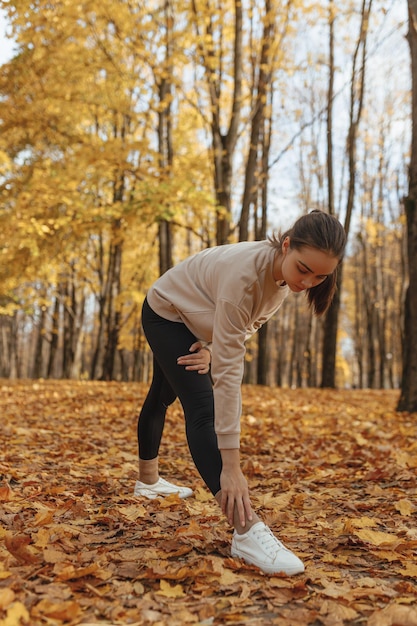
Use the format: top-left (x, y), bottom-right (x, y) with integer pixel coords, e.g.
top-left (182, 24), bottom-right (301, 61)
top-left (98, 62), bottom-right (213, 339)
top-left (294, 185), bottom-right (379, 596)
top-left (282, 236), bottom-right (290, 254)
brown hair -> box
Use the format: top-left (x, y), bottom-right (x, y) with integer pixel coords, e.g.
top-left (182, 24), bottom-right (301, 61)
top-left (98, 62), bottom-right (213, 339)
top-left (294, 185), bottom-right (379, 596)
top-left (269, 210), bottom-right (346, 316)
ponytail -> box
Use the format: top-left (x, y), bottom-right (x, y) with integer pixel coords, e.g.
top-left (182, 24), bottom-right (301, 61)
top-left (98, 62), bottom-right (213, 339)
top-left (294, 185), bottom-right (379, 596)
top-left (306, 270), bottom-right (338, 316)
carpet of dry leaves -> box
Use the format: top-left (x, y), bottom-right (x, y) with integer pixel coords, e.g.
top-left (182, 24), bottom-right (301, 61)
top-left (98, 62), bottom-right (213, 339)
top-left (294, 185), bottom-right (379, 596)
top-left (0, 380), bottom-right (416, 626)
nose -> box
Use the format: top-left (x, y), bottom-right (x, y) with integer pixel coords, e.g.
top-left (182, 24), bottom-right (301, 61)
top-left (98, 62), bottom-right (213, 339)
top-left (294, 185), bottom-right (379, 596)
top-left (301, 278), bottom-right (315, 288)
top-left (302, 276), bottom-right (325, 289)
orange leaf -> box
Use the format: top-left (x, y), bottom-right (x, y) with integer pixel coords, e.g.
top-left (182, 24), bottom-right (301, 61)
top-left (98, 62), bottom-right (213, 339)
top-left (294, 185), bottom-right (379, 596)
top-left (0, 484), bottom-right (13, 501)
top-left (32, 599), bottom-right (81, 621)
top-left (4, 534), bottom-right (39, 564)
top-left (368, 604), bottom-right (417, 626)
top-left (55, 563), bottom-right (99, 581)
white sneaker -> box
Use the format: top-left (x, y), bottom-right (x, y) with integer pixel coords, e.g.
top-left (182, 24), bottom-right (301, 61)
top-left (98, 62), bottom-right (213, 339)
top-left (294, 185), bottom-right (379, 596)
top-left (231, 522), bottom-right (305, 575)
top-left (133, 477), bottom-right (193, 500)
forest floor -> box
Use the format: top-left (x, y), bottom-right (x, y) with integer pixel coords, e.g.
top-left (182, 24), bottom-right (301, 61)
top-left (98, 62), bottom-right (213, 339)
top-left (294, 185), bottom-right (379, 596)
top-left (0, 380), bottom-right (416, 626)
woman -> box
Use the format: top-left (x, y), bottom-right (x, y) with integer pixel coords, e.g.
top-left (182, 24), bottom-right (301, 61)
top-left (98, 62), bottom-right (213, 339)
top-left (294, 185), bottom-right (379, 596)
top-left (134, 210), bottom-right (346, 575)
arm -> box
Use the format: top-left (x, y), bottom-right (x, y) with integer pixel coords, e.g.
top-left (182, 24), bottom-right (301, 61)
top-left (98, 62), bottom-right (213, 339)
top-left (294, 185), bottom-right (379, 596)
top-left (220, 448), bottom-right (253, 527)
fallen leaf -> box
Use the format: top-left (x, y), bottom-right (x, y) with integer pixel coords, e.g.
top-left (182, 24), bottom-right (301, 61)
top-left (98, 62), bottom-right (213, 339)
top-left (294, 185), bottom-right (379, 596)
top-left (4, 533), bottom-right (39, 564)
top-left (0, 588), bottom-right (15, 610)
top-left (119, 504), bottom-right (147, 520)
top-left (55, 563), bottom-right (99, 581)
top-left (353, 528), bottom-right (400, 547)
top-left (0, 484), bottom-right (13, 502)
top-left (395, 499), bottom-right (414, 516)
top-left (32, 599), bottom-right (81, 621)
top-left (320, 599), bottom-right (359, 622)
top-left (156, 579), bottom-right (185, 598)
top-left (368, 604), bottom-right (417, 626)
top-left (0, 601), bottom-right (30, 625)
top-left (399, 563), bottom-right (417, 578)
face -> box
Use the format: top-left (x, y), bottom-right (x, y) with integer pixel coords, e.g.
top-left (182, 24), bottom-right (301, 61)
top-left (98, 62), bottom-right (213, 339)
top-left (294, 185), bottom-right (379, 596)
top-left (281, 238), bottom-right (339, 293)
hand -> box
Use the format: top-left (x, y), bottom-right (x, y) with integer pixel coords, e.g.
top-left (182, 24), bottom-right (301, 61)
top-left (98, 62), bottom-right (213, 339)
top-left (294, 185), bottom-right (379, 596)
top-left (220, 450), bottom-right (253, 527)
top-left (177, 341), bottom-right (211, 375)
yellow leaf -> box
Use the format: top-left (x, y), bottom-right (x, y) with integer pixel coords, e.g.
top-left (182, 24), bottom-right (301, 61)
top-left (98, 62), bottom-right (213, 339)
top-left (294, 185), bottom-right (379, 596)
top-left (256, 491), bottom-right (293, 509)
top-left (370, 550), bottom-right (402, 562)
top-left (0, 526), bottom-right (8, 539)
top-left (327, 453), bottom-right (343, 464)
top-left (156, 580), bottom-right (185, 598)
top-left (393, 450), bottom-right (417, 469)
top-left (347, 516), bottom-right (377, 529)
top-left (219, 568), bottom-right (242, 586)
top-left (395, 499), bottom-right (414, 516)
top-left (0, 601), bottom-right (30, 626)
top-left (0, 589), bottom-right (15, 610)
top-left (194, 486), bottom-right (213, 502)
top-left (119, 504), bottom-right (147, 521)
top-left (399, 563), bottom-right (417, 578)
top-left (157, 493), bottom-right (182, 508)
top-left (354, 529), bottom-right (399, 547)
top-left (354, 433), bottom-right (368, 446)
top-left (32, 528), bottom-right (52, 548)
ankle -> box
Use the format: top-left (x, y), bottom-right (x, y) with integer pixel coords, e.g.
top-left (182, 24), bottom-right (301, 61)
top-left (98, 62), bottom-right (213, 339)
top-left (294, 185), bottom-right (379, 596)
top-left (214, 490), bottom-right (261, 534)
top-left (139, 457), bottom-right (159, 485)
top-left (234, 515), bottom-right (260, 535)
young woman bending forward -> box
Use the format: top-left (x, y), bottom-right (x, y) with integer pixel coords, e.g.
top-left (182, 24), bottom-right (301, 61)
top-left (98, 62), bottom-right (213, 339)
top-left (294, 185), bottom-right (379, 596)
top-left (134, 210), bottom-right (346, 575)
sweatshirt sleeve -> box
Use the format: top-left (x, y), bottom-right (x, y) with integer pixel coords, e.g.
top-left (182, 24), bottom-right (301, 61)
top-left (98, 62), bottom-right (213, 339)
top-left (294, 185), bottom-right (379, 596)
top-left (210, 298), bottom-right (250, 449)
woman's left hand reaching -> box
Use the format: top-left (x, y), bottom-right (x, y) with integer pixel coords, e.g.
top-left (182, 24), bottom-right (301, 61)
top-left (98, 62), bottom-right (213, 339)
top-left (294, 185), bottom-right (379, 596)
top-left (177, 341), bottom-right (211, 374)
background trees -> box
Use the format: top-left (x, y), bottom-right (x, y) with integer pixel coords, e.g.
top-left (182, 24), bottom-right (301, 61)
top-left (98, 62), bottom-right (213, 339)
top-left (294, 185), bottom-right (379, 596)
top-left (0, 0), bottom-right (411, 389)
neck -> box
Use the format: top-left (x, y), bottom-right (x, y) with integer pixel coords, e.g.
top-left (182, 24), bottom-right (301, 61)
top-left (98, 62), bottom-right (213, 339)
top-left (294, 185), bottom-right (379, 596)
top-left (273, 251), bottom-right (284, 282)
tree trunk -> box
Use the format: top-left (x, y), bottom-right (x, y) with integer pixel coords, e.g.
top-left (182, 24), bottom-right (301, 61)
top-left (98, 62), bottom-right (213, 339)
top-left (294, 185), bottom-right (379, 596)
top-left (62, 279), bottom-right (75, 379)
top-left (70, 326), bottom-right (85, 379)
top-left (0, 315), bottom-right (19, 378)
top-left (256, 88), bottom-right (274, 384)
top-left (191, 0), bottom-right (243, 245)
top-left (366, 305), bottom-right (376, 388)
top-left (102, 234), bottom-right (123, 380)
top-left (91, 230), bottom-right (123, 381)
top-left (239, 0), bottom-right (274, 243)
top-left (327, 0), bottom-right (335, 217)
top-left (321, 267), bottom-right (342, 387)
top-left (303, 314), bottom-right (313, 387)
top-left (398, 1), bottom-right (417, 411)
top-left (158, 219), bottom-right (173, 275)
top-left (32, 306), bottom-right (47, 379)
top-left (157, 1), bottom-right (174, 274)
top-left (47, 294), bottom-right (60, 378)
top-left (288, 298), bottom-right (299, 388)
top-left (321, 0), bottom-right (372, 387)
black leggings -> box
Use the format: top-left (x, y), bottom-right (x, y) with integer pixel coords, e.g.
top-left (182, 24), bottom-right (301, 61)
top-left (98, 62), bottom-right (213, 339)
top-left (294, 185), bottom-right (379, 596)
top-left (138, 298), bottom-right (222, 495)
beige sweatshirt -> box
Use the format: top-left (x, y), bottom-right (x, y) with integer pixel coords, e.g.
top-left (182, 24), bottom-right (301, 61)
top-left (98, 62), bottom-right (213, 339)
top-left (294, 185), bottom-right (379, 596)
top-left (147, 240), bottom-right (289, 449)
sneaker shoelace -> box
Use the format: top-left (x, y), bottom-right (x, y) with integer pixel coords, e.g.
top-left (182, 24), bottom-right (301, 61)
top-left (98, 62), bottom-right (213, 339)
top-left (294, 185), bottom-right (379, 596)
top-left (254, 526), bottom-right (286, 557)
